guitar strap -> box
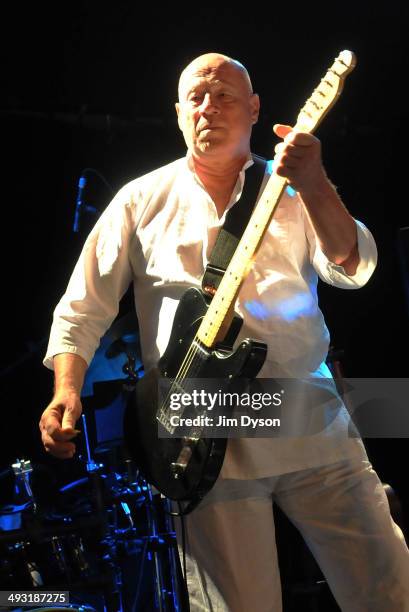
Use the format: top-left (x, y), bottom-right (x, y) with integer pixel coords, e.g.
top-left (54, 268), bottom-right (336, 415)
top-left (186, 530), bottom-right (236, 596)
top-left (201, 154), bottom-right (267, 295)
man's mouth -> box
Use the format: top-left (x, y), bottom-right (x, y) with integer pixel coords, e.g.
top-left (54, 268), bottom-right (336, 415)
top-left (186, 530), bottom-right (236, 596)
top-left (199, 125), bottom-right (222, 133)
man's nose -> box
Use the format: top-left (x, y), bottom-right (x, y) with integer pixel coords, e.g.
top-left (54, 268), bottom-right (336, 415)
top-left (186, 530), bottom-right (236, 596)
top-left (199, 93), bottom-right (219, 114)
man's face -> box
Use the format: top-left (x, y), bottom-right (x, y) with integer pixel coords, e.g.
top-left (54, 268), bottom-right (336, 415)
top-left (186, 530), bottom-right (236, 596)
top-left (175, 57), bottom-right (260, 161)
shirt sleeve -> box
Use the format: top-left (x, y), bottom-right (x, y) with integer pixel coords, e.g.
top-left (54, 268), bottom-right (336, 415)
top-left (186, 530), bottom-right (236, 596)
top-left (302, 203), bottom-right (378, 288)
top-left (43, 188), bottom-right (135, 370)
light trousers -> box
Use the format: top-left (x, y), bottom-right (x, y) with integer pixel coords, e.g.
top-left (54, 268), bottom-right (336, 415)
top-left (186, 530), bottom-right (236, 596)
top-left (176, 458), bottom-right (409, 611)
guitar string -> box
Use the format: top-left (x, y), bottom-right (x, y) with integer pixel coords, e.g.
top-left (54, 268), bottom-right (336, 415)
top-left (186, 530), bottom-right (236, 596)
top-left (160, 350), bottom-right (211, 439)
top-left (159, 333), bottom-right (204, 426)
top-left (160, 286), bottom-right (235, 428)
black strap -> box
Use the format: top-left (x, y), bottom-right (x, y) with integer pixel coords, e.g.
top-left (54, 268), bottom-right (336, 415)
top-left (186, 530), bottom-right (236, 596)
top-left (202, 154), bottom-right (267, 295)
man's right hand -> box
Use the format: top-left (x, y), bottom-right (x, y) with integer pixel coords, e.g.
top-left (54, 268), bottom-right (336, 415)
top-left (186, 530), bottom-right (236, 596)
top-left (39, 391), bottom-right (82, 458)
top-left (40, 352), bottom-right (88, 458)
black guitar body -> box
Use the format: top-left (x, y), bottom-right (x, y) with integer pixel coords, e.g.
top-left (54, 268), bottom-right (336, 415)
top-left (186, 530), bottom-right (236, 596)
top-left (124, 287), bottom-right (266, 507)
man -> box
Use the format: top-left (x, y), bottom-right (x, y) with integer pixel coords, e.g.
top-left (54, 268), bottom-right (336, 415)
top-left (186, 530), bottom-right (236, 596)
top-left (40, 53), bottom-right (409, 610)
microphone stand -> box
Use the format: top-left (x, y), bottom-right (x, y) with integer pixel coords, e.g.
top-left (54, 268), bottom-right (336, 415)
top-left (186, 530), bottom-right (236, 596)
top-left (72, 167), bottom-right (113, 233)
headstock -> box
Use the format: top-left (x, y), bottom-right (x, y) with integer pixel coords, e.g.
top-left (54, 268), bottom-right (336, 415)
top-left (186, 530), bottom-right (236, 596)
top-left (296, 50), bottom-right (356, 133)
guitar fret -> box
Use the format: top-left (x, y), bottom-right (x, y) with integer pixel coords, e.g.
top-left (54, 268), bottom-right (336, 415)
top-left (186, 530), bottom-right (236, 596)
top-left (328, 68), bottom-right (342, 78)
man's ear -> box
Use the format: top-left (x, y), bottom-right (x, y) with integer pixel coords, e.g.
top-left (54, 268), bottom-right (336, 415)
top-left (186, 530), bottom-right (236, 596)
top-left (175, 102), bottom-right (183, 131)
top-left (250, 93), bottom-right (260, 125)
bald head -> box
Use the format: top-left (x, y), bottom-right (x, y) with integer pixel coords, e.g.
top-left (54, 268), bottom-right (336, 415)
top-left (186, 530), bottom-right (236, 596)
top-left (178, 53), bottom-right (254, 101)
top-left (175, 52), bottom-right (259, 162)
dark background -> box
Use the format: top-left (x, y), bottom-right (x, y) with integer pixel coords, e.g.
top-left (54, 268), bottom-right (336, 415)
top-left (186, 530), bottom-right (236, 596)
top-left (1, 4), bottom-right (408, 517)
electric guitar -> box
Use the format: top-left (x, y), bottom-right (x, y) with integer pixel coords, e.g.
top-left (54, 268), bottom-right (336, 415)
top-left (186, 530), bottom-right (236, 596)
top-left (124, 50), bottom-right (357, 510)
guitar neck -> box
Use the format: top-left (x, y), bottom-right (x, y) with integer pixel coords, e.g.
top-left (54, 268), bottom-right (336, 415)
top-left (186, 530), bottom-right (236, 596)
top-left (196, 50), bottom-right (356, 348)
top-left (196, 173), bottom-right (287, 346)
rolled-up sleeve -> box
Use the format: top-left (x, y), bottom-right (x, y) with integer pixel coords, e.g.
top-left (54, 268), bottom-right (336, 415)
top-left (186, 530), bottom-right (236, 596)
top-left (43, 189), bottom-right (134, 370)
top-left (307, 218), bottom-right (378, 289)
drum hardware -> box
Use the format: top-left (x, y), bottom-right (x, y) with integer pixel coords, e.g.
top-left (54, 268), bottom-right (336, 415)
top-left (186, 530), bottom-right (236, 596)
top-left (14, 540), bottom-right (44, 587)
top-left (105, 330), bottom-right (142, 391)
top-left (1, 450), bottom-right (185, 611)
top-left (11, 459), bottom-right (37, 513)
top-left (0, 464), bottom-right (119, 609)
top-left (141, 483), bottom-right (168, 612)
top-left (121, 354), bottom-right (140, 391)
top-left (50, 535), bottom-right (71, 580)
top-left (2, 379), bottom-right (184, 611)
top-left (66, 533), bottom-right (90, 576)
top-left (80, 414), bottom-right (101, 476)
top-left (1, 312), bottom-right (181, 610)
top-left (161, 496), bottom-right (187, 612)
top-left (82, 314), bottom-right (184, 609)
top-left (93, 460), bottom-right (180, 610)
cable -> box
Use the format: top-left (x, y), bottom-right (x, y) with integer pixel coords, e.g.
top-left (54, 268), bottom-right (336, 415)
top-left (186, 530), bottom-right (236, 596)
top-left (81, 167), bottom-right (115, 195)
top-left (177, 501), bottom-right (191, 612)
top-left (132, 538), bottom-right (148, 612)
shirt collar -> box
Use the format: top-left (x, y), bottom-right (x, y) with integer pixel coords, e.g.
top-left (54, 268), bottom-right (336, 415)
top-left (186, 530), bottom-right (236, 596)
top-left (185, 151), bottom-right (254, 211)
top-left (185, 151), bottom-right (253, 175)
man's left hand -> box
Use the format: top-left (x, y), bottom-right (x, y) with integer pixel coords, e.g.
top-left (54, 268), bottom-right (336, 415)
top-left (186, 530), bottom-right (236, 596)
top-left (273, 124), bottom-right (326, 194)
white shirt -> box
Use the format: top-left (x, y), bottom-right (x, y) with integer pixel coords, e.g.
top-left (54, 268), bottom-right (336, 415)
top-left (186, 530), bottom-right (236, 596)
top-left (44, 155), bottom-right (377, 477)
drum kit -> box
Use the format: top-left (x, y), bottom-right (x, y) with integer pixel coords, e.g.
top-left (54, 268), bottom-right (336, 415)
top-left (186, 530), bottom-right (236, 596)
top-left (0, 313), bottom-right (186, 612)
